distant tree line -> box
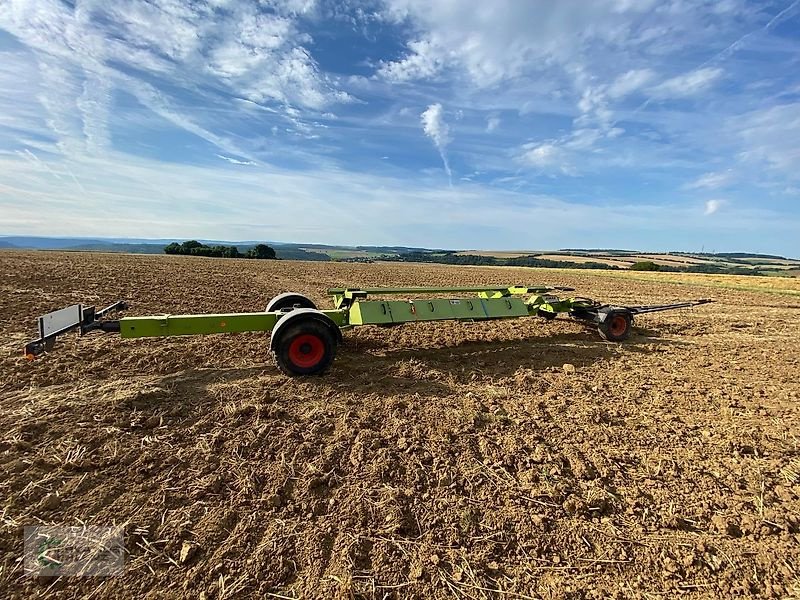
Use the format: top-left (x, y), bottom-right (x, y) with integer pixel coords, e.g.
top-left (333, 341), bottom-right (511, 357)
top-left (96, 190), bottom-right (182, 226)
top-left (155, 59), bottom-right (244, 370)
top-left (164, 240), bottom-right (276, 259)
top-left (385, 252), bottom-right (764, 275)
top-left (630, 260), bottom-right (758, 275)
top-left (382, 251), bottom-right (619, 270)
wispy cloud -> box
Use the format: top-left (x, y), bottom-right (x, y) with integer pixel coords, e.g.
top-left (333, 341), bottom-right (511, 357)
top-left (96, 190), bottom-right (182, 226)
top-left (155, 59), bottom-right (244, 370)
top-left (518, 142), bottom-right (576, 176)
top-left (378, 39), bottom-right (444, 82)
top-left (420, 103), bottom-right (452, 185)
top-left (649, 67), bottom-right (724, 99)
top-left (486, 115), bottom-right (501, 133)
top-left (0, 0), bottom-right (351, 163)
top-left (216, 154), bottom-right (257, 166)
top-left (607, 69), bottom-right (655, 99)
top-left (704, 199), bottom-right (725, 215)
top-left (15, 149), bottom-right (62, 181)
top-left (737, 103), bottom-right (800, 180)
top-left (0, 1), bottom-right (799, 254)
top-left (2, 151), bottom-right (794, 251)
top-left (379, 1), bottom-right (667, 87)
top-left (685, 171), bottom-right (734, 190)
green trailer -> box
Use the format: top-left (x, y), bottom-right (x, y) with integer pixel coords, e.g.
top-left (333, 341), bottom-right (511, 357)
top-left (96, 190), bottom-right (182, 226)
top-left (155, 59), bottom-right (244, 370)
top-left (24, 285), bottom-right (712, 376)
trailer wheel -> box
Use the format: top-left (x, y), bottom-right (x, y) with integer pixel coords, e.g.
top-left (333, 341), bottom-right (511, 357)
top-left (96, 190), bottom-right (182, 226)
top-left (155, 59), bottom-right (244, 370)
top-left (598, 311), bottom-right (632, 342)
top-left (537, 309), bottom-right (557, 321)
top-left (273, 319), bottom-right (337, 376)
top-left (266, 292), bottom-right (316, 312)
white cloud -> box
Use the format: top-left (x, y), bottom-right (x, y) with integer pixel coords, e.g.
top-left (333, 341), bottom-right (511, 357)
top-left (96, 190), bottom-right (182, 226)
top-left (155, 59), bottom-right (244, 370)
top-left (486, 115), bottom-right (501, 133)
top-left (737, 103), bottom-right (800, 179)
top-left (0, 0), bottom-right (797, 256)
top-left (379, 1), bottom-right (663, 87)
top-left (2, 150), bottom-right (793, 250)
top-left (519, 142), bottom-right (576, 176)
top-left (521, 143), bottom-right (559, 166)
top-left (35, 59), bottom-right (86, 156)
top-left (649, 67), bottom-right (724, 99)
top-left (77, 72), bottom-right (112, 154)
top-left (0, 0), bottom-right (349, 162)
top-left (420, 103), bottom-right (452, 183)
top-left (373, 0), bottom-right (785, 190)
top-left (704, 199), bottom-right (725, 215)
top-left (216, 154), bottom-right (257, 166)
top-left (685, 171), bottom-right (734, 190)
top-left (607, 68), bottom-right (655, 98)
top-left (377, 39), bottom-right (444, 82)
top-left (0, 152), bottom-right (798, 248)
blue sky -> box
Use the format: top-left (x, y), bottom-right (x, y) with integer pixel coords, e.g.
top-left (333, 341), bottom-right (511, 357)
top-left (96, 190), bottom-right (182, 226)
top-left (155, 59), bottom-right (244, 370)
top-left (1, 0), bottom-right (799, 255)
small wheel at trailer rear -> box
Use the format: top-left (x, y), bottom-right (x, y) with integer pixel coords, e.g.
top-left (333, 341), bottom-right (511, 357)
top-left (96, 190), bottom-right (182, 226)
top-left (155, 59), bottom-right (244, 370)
top-left (598, 310), bottom-right (632, 342)
top-left (272, 319), bottom-right (337, 376)
top-left (266, 292), bottom-right (317, 312)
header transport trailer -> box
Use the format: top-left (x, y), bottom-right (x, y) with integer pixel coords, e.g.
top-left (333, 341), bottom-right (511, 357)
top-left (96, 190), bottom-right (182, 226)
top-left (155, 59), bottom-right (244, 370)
top-left (24, 285), bottom-right (713, 376)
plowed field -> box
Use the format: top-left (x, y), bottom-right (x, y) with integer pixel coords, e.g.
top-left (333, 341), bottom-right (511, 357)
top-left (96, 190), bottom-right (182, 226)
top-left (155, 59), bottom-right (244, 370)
top-left (1, 251), bottom-right (798, 599)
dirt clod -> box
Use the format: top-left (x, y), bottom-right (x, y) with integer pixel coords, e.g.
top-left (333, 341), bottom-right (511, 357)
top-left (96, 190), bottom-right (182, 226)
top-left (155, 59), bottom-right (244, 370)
top-left (179, 542), bottom-right (197, 564)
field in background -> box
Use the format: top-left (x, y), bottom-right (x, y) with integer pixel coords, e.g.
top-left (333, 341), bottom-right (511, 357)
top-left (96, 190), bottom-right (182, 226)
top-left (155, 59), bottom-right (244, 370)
top-left (455, 250), bottom-right (800, 274)
top-left (581, 268), bottom-right (800, 296)
top-left (4, 237), bottom-right (798, 277)
top-left (1, 251), bottom-right (799, 599)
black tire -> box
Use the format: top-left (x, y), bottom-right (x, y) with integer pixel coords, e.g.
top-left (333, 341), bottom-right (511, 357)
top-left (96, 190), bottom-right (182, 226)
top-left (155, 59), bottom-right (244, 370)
top-left (266, 292), bottom-right (316, 313)
top-left (272, 319), bottom-right (337, 376)
top-left (598, 310), bottom-right (632, 342)
top-left (537, 309), bottom-right (557, 321)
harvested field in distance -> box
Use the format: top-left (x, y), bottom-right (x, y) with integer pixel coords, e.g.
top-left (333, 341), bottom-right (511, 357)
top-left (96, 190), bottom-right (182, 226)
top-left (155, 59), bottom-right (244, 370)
top-left (636, 254), bottom-right (714, 265)
top-left (535, 255), bottom-right (634, 268)
top-left (450, 251), bottom-right (800, 274)
top-left (1, 251), bottom-right (799, 599)
top-left (588, 268), bottom-right (800, 296)
top-left (455, 251), bottom-right (534, 259)
top-left (739, 258), bottom-right (799, 266)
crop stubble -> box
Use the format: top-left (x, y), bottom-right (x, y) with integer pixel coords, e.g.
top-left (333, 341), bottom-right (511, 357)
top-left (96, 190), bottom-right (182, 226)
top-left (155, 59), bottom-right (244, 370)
top-left (0, 251), bottom-right (798, 599)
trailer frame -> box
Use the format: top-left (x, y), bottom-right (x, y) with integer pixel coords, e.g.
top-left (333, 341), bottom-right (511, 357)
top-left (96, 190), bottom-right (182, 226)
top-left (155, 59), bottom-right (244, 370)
top-left (24, 285), bottom-right (713, 376)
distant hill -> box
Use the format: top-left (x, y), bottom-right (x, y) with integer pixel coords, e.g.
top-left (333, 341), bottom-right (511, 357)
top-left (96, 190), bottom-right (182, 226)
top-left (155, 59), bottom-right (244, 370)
top-left (0, 236), bottom-right (331, 261)
top-left (1, 236), bottom-right (795, 273)
top-left (0, 236), bottom-right (114, 249)
top-left (559, 248), bottom-right (638, 254)
top-left (691, 252), bottom-right (788, 260)
top-left (63, 242), bottom-right (165, 254)
top-left (272, 248), bottom-right (329, 261)
top-left (0, 236), bottom-right (440, 261)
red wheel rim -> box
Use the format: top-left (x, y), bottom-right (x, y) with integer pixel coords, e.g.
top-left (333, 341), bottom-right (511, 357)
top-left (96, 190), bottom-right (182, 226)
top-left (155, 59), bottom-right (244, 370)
top-left (609, 315), bottom-right (628, 337)
top-left (288, 334), bottom-right (325, 368)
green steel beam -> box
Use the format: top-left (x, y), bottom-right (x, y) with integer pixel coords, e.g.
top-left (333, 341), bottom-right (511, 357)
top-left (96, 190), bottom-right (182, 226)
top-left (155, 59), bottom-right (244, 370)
top-left (328, 285), bottom-right (562, 295)
top-left (350, 297), bottom-right (529, 325)
top-left (119, 309), bottom-right (347, 339)
top-left (328, 285), bottom-right (566, 308)
top-left (116, 292), bottom-right (597, 341)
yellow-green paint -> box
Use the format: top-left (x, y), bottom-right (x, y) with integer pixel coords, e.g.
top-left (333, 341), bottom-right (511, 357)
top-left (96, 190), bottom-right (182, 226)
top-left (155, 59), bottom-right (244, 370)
top-left (347, 297), bottom-right (529, 325)
top-left (117, 286), bottom-right (599, 341)
top-left (120, 310), bottom-right (347, 339)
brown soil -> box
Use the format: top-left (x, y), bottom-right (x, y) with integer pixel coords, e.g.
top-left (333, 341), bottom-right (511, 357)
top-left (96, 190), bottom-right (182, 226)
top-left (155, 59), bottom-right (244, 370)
top-left (1, 251), bottom-right (799, 599)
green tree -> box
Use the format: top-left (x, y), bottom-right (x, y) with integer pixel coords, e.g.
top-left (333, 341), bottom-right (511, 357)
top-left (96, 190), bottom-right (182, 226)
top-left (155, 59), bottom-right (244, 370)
top-left (190, 246), bottom-right (214, 257)
top-left (246, 244), bottom-right (276, 259)
top-left (630, 261), bottom-right (660, 271)
top-left (180, 240), bottom-right (204, 254)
